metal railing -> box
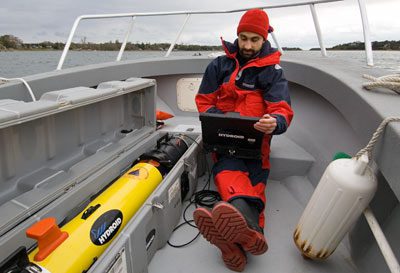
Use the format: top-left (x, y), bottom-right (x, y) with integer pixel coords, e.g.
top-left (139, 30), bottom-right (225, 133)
top-left (364, 207), bottom-right (400, 273)
top-left (57, 0), bottom-right (374, 70)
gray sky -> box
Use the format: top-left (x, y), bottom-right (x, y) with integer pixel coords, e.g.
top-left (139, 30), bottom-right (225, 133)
top-left (0, 0), bottom-right (399, 49)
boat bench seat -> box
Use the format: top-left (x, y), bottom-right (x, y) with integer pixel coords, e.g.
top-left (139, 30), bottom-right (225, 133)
top-left (0, 99), bottom-right (59, 123)
top-left (0, 78), bottom-right (153, 123)
top-left (39, 78), bottom-right (153, 107)
top-left (0, 80), bottom-right (147, 124)
top-left (269, 136), bottom-right (315, 179)
top-left (0, 78), bottom-right (154, 125)
top-left (40, 86), bottom-right (118, 105)
top-left (97, 77), bottom-right (153, 91)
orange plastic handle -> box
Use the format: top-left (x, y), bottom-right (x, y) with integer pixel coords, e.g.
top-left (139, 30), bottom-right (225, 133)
top-left (26, 217), bottom-right (69, 261)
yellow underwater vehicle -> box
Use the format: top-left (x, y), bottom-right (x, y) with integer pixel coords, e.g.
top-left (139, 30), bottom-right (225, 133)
top-left (1, 131), bottom-right (196, 273)
top-left (22, 135), bottom-right (191, 273)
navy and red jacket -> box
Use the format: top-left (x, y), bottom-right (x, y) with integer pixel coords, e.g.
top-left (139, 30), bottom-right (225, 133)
top-left (195, 38), bottom-right (294, 169)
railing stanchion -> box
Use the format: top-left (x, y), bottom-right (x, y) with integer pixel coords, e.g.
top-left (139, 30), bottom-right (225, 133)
top-left (117, 16), bottom-right (136, 62)
top-left (57, 17), bottom-right (83, 70)
top-left (309, 3), bottom-right (327, 57)
top-left (269, 31), bottom-right (283, 55)
top-left (165, 14), bottom-right (191, 58)
top-left (357, 0), bottom-right (374, 66)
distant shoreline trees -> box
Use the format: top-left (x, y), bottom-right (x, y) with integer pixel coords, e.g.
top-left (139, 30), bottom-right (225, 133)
top-left (0, 34), bottom-right (222, 52)
top-left (329, 40), bottom-right (400, 50)
top-left (1, 34), bottom-right (399, 51)
top-left (310, 40), bottom-right (400, 51)
top-left (0, 35), bottom-right (24, 50)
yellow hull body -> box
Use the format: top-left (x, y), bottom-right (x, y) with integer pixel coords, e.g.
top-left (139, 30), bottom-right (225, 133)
top-left (29, 162), bottom-right (162, 273)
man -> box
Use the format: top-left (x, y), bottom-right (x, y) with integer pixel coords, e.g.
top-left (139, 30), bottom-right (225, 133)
top-left (193, 9), bottom-right (294, 272)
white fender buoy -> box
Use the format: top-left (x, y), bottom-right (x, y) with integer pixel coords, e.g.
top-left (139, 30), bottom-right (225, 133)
top-left (293, 154), bottom-right (377, 259)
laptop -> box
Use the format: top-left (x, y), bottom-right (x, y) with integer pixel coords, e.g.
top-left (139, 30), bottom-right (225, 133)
top-left (199, 112), bottom-right (264, 159)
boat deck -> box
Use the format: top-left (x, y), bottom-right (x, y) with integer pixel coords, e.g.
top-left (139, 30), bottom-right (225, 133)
top-left (149, 176), bottom-right (358, 273)
top-left (149, 134), bottom-right (358, 273)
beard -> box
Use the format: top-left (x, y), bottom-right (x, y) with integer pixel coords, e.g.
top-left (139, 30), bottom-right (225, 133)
top-left (239, 48), bottom-right (257, 60)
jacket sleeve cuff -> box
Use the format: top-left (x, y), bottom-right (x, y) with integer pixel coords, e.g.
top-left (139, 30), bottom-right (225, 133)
top-left (271, 114), bottom-right (288, 135)
top-left (206, 106), bottom-right (224, 114)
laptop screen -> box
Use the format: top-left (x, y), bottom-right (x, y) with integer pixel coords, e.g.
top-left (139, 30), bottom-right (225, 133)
top-left (199, 112), bottom-right (264, 159)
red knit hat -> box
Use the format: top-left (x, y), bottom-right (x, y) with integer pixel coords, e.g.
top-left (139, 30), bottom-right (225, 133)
top-left (237, 9), bottom-right (269, 40)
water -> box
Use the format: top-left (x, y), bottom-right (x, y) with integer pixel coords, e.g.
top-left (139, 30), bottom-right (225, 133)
top-left (284, 50), bottom-right (400, 72)
top-left (0, 50), bottom-right (196, 78)
top-left (0, 50), bottom-right (399, 78)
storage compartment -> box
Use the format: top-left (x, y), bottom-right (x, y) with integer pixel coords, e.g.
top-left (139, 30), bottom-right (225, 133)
top-left (0, 77), bottom-right (201, 273)
top-left (87, 133), bottom-right (201, 273)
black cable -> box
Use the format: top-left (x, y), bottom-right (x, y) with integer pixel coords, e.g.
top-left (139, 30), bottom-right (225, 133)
top-left (193, 190), bottom-right (221, 208)
top-left (167, 199), bottom-right (199, 248)
top-left (167, 153), bottom-right (222, 248)
top-left (177, 133), bottom-right (202, 149)
top-left (167, 189), bottom-right (221, 248)
top-left (167, 225), bottom-right (201, 248)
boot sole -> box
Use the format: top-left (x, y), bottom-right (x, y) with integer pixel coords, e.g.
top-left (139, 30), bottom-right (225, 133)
top-left (193, 207), bottom-right (247, 272)
top-left (212, 202), bottom-right (268, 255)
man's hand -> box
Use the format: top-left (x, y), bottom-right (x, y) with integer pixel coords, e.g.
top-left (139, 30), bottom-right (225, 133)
top-left (254, 114), bottom-right (277, 134)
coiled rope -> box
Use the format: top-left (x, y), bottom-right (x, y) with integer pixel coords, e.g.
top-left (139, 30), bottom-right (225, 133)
top-left (362, 74), bottom-right (400, 94)
top-left (355, 117), bottom-right (400, 160)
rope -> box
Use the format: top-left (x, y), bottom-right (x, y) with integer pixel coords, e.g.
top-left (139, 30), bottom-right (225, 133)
top-left (362, 74), bottom-right (400, 94)
top-left (355, 117), bottom-right (400, 160)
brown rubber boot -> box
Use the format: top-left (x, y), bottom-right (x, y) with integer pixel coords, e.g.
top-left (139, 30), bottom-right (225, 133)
top-left (193, 207), bottom-right (247, 272)
top-left (211, 202), bottom-right (268, 255)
